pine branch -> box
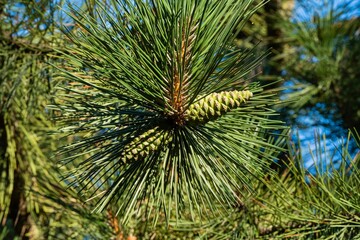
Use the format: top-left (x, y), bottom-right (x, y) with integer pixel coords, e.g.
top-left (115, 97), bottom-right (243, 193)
top-left (54, 0), bottom-right (284, 224)
top-left (0, 36), bottom-right (61, 54)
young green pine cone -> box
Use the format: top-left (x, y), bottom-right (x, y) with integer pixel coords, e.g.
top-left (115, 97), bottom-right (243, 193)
top-left (185, 90), bottom-right (253, 125)
top-left (121, 127), bottom-right (172, 163)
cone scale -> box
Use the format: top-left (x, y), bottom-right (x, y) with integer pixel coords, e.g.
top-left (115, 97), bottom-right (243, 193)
top-left (121, 127), bottom-right (172, 162)
top-left (185, 90), bottom-right (253, 125)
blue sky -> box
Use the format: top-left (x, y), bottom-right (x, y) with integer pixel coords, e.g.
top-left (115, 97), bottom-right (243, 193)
top-left (293, 0), bottom-right (360, 21)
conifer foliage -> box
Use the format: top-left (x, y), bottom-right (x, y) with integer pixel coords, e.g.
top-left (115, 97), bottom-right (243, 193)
top-left (55, 0), bottom-right (283, 222)
top-left (1, 0), bottom-right (360, 239)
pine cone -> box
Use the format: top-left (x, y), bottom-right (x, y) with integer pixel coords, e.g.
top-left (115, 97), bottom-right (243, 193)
top-left (121, 127), bottom-right (171, 162)
top-left (185, 90), bottom-right (253, 125)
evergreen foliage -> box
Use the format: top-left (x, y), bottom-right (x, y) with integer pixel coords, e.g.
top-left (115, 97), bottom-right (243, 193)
top-left (0, 0), bottom-right (359, 239)
top-left (0, 1), bottom-right (112, 238)
top-left (279, 0), bottom-right (360, 129)
top-left (54, 0), bottom-right (284, 223)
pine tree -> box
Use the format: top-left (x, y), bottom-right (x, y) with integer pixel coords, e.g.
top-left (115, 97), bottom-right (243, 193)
top-left (1, 0), bottom-right (359, 239)
top-left (0, 1), bottom-right (57, 237)
top-left (0, 1), bottom-right (112, 239)
top-left (54, 0), bottom-right (284, 225)
top-left (278, 0), bottom-right (360, 130)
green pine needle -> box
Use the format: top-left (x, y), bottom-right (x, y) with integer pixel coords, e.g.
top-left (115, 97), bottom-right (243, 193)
top-left (55, 0), bottom-right (285, 223)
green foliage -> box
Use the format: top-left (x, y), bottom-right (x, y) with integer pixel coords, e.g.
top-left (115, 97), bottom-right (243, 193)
top-left (54, 0), bottom-right (285, 223)
top-left (0, 2), bottom-right (56, 236)
top-left (258, 130), bottom-right (360, 239)
top-left (118, 130), bottom-right (360, 239)
top-left (92, 130), bottom-right (359, 239)
top-left (0, 1), bottom-right (113, 239)
top-left (1, 0), bottom-right (359, 239)
top-left (279, 0), bottom-right (360, 128)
